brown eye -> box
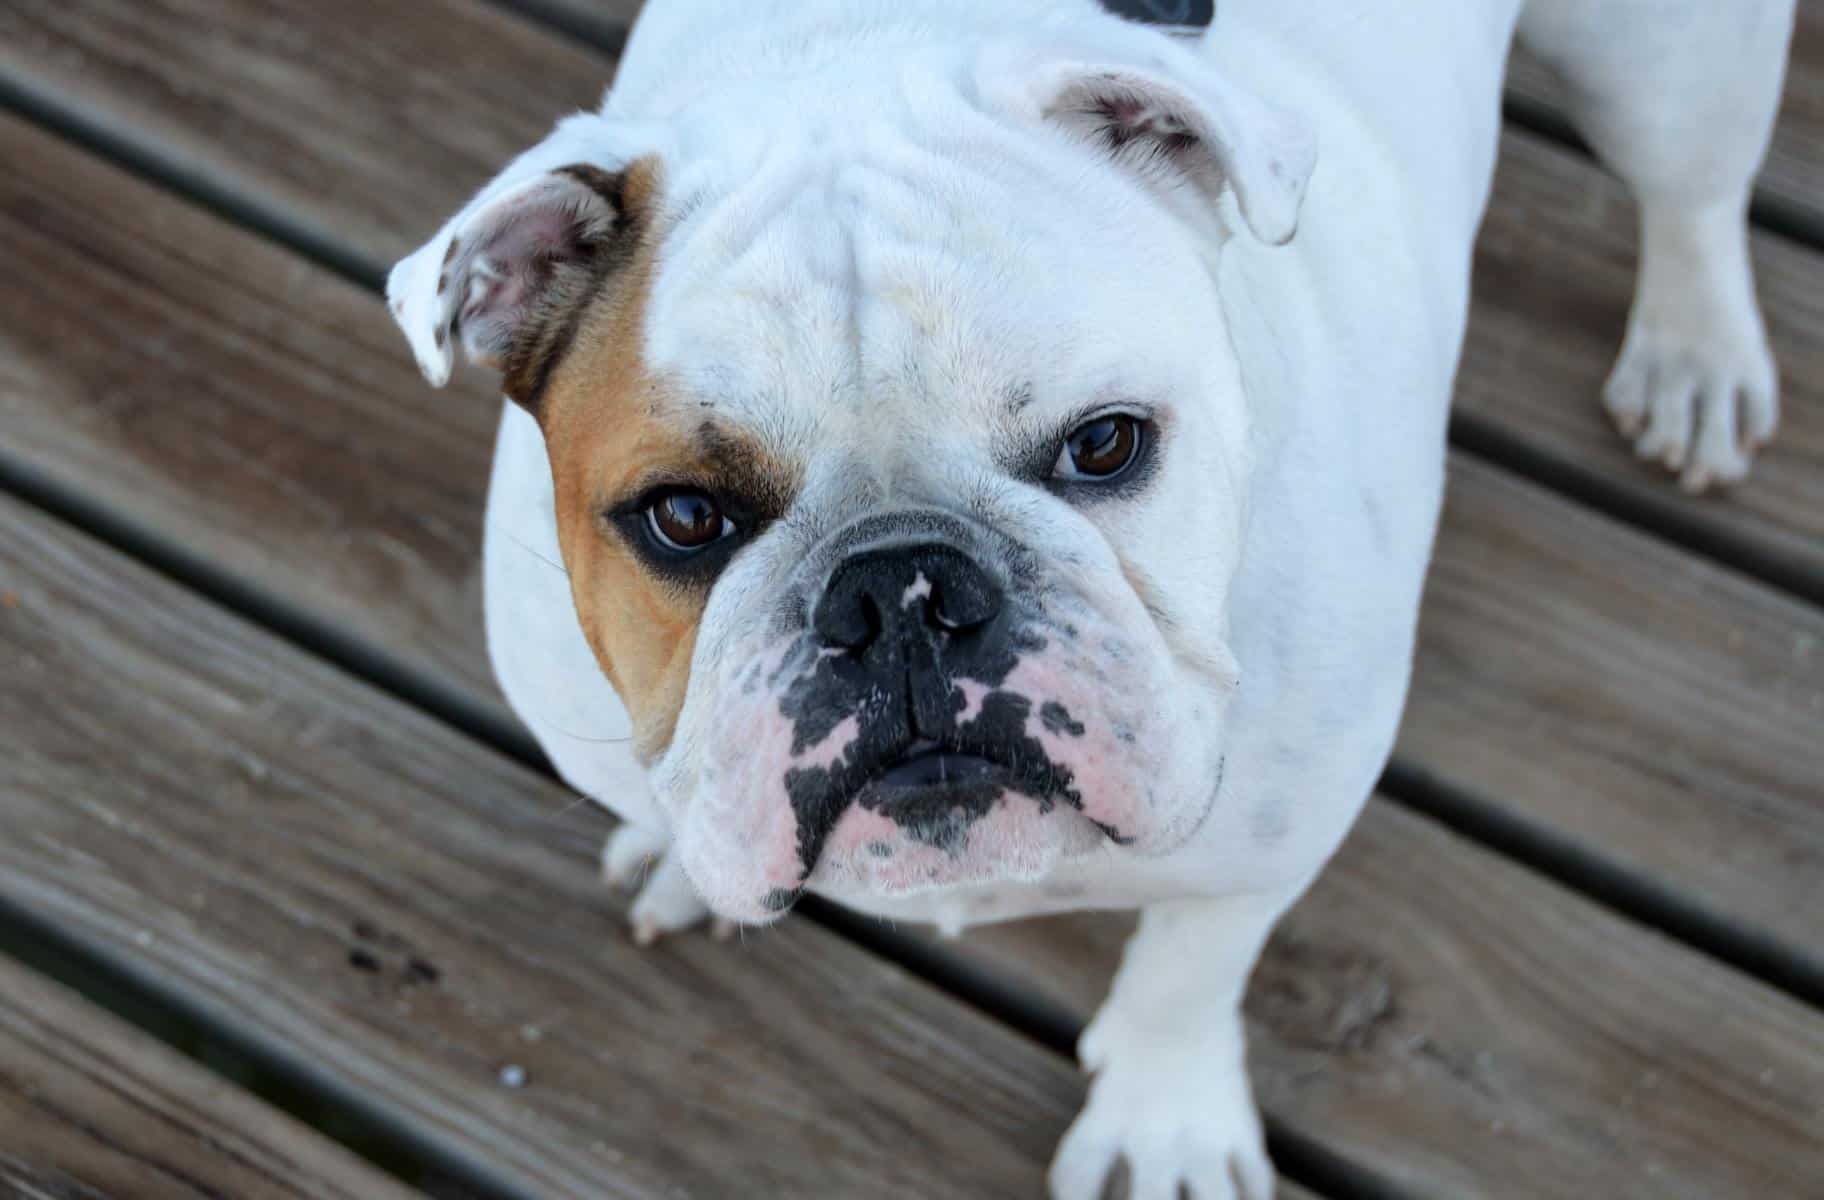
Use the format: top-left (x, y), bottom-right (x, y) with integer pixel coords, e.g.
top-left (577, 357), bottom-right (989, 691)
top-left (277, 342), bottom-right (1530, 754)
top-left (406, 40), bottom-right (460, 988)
top-left (646, 489), bottom-right (734, 551)
top-left (1055, 414), bottom-right (1143, 481)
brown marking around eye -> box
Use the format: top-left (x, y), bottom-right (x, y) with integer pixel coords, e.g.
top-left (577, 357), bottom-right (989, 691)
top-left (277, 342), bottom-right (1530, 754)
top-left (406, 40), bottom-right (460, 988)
top-left (536, 158), bottom-right (799, 761)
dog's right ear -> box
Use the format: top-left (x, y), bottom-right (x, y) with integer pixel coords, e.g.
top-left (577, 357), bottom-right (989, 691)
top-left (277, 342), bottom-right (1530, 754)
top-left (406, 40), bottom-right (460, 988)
top-left (387, 113), bottom-right (662, 414)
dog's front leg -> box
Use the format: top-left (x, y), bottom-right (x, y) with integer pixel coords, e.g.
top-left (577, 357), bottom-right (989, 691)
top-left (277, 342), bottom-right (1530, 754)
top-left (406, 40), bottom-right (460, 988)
top-left (1050, 891), bottom-right (1288, 1200)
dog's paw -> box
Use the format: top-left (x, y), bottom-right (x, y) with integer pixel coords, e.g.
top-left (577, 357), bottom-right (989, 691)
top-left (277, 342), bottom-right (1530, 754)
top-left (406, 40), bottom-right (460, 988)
top-left (1049, 1018), bottom-right (1272, 1200)
top-left (1601, 315), bottom-right (1778, 495)
top-left (601, 824), bottom-right (734, 945)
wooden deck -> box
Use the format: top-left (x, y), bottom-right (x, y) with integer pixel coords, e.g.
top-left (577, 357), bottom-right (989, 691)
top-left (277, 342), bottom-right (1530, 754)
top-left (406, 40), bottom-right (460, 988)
top-left (0, 2), bottom-right (1819, 1197)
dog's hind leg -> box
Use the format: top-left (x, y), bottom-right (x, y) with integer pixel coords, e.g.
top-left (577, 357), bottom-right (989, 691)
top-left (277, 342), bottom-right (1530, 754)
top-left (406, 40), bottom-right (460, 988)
top-left (1515, 0), bottom-right (1796, 491)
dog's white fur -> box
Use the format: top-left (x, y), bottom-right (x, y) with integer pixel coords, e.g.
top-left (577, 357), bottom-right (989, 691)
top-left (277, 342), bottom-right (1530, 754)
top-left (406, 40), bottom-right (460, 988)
top-left (389, 1), bottom-right (1793, 1194)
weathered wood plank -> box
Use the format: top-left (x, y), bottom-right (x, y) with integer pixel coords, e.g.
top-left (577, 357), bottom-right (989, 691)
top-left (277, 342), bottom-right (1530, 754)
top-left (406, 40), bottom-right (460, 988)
top-left (0, 0), bottom-right (610, 278)
top-left (0, 955), bottom-right (421, 1200)
top-left (0, 107), bottom-right (504, 711)
top-left (1402, 455), bottom-right (1824, 971)
top-left (1507, 0), bottom-right (1824, 233)
top-left (952, 792), bottom-right (1824, 1200)
top-left (0, 491), bottom-right (1088, 1200)
top-left (1460, 125), bottom-right (1824, 599)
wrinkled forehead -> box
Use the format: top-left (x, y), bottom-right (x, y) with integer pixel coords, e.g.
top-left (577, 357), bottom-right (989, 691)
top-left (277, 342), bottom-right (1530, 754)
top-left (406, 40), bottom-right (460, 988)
top-left (640, 96), bottom-right (1225, 449)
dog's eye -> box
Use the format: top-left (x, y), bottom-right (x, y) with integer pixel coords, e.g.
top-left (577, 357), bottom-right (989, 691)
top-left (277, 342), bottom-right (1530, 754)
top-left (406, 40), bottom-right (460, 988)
top-left (645, 488), bottom-right (736, 552)
top-left (1053, 414), bottom-right (1143, 482)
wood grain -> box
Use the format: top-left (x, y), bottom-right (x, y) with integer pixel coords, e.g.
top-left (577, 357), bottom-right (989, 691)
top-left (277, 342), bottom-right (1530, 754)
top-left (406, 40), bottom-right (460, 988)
top-left (0, 492), bottom-right (1088, 1200)
top-left (0, 955), bottom-right (421, 1200)
top-left (953, 794), bottom-right (1824, 1200)
top-left (1401, 455), bottom-right (1824, 972)
top-left (0, 0), bottom-right (612, 278)
top-left (0, 108), bottom-right (505, 714)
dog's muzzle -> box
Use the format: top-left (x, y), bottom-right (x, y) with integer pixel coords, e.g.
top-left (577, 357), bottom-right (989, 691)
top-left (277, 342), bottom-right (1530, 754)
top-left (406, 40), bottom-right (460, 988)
top-left (759, 515), bottom-right (1098, 905)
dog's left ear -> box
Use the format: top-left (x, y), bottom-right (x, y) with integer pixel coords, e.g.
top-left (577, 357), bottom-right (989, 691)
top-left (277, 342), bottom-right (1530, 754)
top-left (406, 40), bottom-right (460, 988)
top-left (387, 112), bottom-right (664, 405)
top-left (979, 33), bottom-right (1316, 245)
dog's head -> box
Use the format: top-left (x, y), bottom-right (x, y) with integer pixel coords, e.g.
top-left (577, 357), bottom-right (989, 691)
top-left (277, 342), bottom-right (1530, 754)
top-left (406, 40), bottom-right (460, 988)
top-left (390, 25), bottom-right (1313, 920)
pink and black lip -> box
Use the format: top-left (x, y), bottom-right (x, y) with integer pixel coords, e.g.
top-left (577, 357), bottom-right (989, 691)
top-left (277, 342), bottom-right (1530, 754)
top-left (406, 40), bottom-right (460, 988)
top-left (766, 721), bottom-right (1088, 915)
top-left (869, 737), bottom-right (1003, 791)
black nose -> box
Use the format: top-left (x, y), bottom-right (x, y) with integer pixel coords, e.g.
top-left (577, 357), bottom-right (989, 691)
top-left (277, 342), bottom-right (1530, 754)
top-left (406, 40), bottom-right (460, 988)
top-left (812, 542), bottom-right (1003, 652)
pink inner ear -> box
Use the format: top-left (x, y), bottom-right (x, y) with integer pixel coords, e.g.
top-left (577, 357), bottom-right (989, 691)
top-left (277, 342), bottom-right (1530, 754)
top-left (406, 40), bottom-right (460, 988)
top-left (1056, 77), bottom-right (1204, 162)
top-left (459, 208), bottom-right (582, 331)
top-left (443, 175), bottom-right (620, 368)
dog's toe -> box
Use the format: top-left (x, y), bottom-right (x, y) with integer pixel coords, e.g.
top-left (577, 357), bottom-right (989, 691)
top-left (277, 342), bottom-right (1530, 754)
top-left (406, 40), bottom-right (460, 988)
top-left (602, 822), bottom-right (667, 890)
top-left (1603, 330), bottom-right (1777, 495)
top-left (1600, 352), bottom-right (1652, 438)
top-left (628, 850), bottom-right (713, 945)
top-left (1681, 378), bottom-right (1760, 493)
top-left (1049, 1025), bottom-right (1273, 1200)
top-left (1630, 365), bottom-right (1697, 470)
top-left (601, 824), bottom-right (720, 945)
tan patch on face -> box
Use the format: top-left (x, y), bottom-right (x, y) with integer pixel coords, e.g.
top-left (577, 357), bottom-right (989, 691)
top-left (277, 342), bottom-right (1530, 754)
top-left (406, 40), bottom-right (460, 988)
top-left (531, 159), bottom-right (691, 759)
top-left (535, 159), bottom-right (796, 761)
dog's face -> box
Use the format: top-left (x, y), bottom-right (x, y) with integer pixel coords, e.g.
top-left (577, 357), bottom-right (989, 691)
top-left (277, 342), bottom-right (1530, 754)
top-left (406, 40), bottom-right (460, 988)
top-left (390, 33), bottom-right (1312, 920)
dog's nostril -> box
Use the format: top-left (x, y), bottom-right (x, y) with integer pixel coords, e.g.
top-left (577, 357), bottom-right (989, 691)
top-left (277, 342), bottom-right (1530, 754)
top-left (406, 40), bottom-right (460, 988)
top-left (813, 586), bottom-right (879, 650)
top-left (929, 575), bottom-right (998, 634)
top-left (859, 594), bottom-right (884, 645)
top-left (812, 541), bottom-right (1002, 652)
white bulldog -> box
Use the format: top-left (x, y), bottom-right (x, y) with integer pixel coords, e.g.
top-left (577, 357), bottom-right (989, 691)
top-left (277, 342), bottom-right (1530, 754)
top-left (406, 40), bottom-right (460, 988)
top-left (387, 1), bottom-right (1793, 1194)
